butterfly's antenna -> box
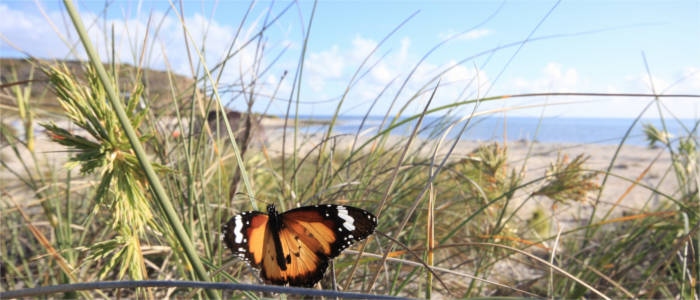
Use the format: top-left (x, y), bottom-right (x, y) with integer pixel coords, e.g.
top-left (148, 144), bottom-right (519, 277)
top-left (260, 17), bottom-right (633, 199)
top-left (232, 196), bottom-right (266, 211)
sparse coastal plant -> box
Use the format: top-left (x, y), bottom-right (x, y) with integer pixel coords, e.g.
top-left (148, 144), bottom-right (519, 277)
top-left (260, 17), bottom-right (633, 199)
top-left (534, 153), bottom-right (599, 205)
top-left (643, 123), bottom-right (674, 148)
top-left (41, 64), bottom-right (157, 282)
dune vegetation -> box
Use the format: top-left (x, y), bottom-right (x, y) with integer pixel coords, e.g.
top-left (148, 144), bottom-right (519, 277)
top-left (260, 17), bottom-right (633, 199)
top-left (1, 1), bottom-right (698, 299)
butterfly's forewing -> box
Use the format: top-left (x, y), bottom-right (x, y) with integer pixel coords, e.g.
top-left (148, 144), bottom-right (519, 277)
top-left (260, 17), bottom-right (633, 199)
top-left (277, 204), bottom-right (377, 286)
top-left (223, 211), bottom-right (268, 267)
top-left (282, 205), bottom-right (377, 258)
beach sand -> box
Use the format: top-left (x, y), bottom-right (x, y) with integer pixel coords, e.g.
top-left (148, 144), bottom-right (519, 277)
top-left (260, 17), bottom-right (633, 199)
top-left (258, 128), bottom-right (681, 289)
top-left (263, 127), bottom-right (676, 208)
top-left (1, 118), bottom-right (683, 294)
top-left (2, 118), bottom-right (678, 221)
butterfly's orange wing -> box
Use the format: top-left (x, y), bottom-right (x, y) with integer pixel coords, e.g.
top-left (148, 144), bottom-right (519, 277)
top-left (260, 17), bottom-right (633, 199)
top-left (275, 205), bottom-right (377, 286)
top-left (223, 212), bottom-right (268, 267)
top-left (224, 205), bottom-right (377, 287)
top-left (261, 224), bottom-right (329, 286)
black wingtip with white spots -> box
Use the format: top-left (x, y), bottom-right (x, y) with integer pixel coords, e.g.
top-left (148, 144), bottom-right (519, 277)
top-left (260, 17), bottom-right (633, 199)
top-left (296, 204), bottom-right (378, 258)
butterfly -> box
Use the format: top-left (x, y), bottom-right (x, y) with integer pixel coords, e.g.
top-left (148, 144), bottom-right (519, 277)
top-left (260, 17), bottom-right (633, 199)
top-left (222, 204), bottom-right (377, 287)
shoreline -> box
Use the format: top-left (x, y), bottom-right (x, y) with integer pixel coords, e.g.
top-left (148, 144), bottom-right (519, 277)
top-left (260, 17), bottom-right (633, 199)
top-left (263, 129), bottom-right (676, 216)
top-left (2, 119), bottom-right (678, 222)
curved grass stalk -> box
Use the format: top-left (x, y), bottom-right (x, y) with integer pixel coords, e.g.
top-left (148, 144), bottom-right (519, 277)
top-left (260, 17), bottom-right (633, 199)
top-left (438, 242), bottom-right (611, 299)
top-left (350, 81), bottom-right (439, 292)
top-left (344, 250), bottom-right (541, 297)
top-left (0, 280), bottom-right (403, 299)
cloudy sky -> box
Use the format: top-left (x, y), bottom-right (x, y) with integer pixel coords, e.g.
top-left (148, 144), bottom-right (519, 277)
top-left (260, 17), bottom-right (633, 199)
top-left (1, 0), bottom-right (698, 119)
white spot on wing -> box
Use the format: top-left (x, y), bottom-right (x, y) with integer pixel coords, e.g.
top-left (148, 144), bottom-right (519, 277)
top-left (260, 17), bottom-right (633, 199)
top-left (233, 215), bottom-right (244, 243)
top-left (336, 206), bottom-right (356, 231)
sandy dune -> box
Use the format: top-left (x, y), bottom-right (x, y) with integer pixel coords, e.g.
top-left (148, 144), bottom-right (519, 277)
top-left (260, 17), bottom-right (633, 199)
top-left (2, 118), bottom-right (679, 222)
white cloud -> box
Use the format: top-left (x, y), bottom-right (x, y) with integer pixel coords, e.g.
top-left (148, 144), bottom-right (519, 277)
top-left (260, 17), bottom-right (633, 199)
top-left (624, 67), bottom-right (700, 95)
top-left (3, 3), bottom-right (696, 119)
top-left (438, 28), bottom-right (492, 41)
top-left (1, 3), bottom-right (284, 75)
top-left (463, 29), bottom-right (492, 40)
top-left (0, 4), bottom-right (70, 58)
top-left (305, 45), bottom-right (348, 92)
top-left (625, 73), bottom-right (671, 94)
top-left (511, 62), bottom-right (580, 92)
top-left (308, 46), bottom-right (345, 77)
top-left (501, 62), bottom-right (700, 118)
top-left (0, 3), bottom-right (298, 114)
top-left (370, 63), bottom-right (395, 84)
top-left (298, 35), bottom-right (494, 117)
top-left (350, 35), bottom-right (378, 62)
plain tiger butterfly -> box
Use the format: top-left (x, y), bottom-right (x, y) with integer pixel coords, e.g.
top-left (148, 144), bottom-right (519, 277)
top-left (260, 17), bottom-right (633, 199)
top-left (222, 204), bottom-right (377, 287)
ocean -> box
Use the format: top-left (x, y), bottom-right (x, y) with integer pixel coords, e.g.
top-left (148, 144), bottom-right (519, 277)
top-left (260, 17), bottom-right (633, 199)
top-left (287, 115), bottom-right (698, 146)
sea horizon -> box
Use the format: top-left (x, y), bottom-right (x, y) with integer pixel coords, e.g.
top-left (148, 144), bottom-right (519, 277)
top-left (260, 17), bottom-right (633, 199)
top-left (285, 115), bottom-right (698, 146)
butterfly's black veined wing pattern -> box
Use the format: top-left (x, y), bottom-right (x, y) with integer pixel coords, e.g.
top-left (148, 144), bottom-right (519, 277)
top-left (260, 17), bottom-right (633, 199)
top-left (281, 205), bottom-right (377, 258)
top-left (222, 204), bottom-right (377, 287)
top-left (276, 204), bottom-right (377, 286)
top-left (222, 211), bottom-right (268, 267)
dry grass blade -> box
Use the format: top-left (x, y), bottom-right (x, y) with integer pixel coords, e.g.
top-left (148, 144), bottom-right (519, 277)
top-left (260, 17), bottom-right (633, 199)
top-left (343, 251), bottom-right (541, 298)
top-left (477, 235), bottom-right (550, 250)
top-left (166, 0), bottom-right (256, 210)
top-left (440, 242), bottom-right (612, 300)
top-left (635, 221), bottom-right (700, 297)
top-left (6, 194), bottom-right (77, 281)
top-left (368, 82), bottom-right (460, 293)
top-left (374, 231), bottom-right (452, 295)
top-left (596, 211), bottom-right (677, 225)
top-left (602, 150), bottom-right (663, 219)
top-left (345, 80), bottom-right (440, 289)
top-left (425, 179), bottom-right (435, 299)
top-left (3, 192), bottom-right (98, 299)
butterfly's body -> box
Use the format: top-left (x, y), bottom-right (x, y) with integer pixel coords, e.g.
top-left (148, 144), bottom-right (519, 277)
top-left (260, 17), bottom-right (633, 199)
top-left (264, 206), bottom-right (289, 271)
top-left (223, 204), bottom-right (377, 287)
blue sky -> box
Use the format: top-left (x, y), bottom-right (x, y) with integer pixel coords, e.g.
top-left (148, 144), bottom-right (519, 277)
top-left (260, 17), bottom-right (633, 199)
top-left (1, 0), bottom-right (698, 118)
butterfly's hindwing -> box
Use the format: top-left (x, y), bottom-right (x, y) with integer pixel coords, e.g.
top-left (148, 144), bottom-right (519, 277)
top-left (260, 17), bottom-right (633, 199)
top-left (277, 226), bottom-right (330, 287)
top-left (222, 211), bottom-right (268, 267)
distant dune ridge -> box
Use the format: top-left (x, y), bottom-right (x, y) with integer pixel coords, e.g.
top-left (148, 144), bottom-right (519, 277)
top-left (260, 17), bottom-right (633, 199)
top-left (0, 58), bottom-right (196, 115)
